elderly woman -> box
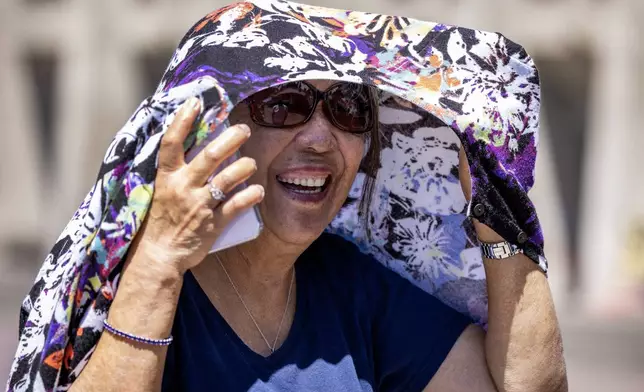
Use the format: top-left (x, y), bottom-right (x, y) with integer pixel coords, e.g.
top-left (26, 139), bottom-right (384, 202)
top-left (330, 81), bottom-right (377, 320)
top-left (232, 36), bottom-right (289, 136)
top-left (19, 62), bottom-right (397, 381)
top-left (8, 2), bottom-right (566, 392)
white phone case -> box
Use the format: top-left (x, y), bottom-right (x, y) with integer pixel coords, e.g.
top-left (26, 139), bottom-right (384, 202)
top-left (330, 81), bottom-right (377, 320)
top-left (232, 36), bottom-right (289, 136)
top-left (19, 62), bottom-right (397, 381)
top-left (184, 112), bottom-right (263, 254)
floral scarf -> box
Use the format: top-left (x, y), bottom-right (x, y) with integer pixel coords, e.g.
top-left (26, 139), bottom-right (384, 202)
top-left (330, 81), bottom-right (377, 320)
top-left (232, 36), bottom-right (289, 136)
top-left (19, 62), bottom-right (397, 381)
top-left (7, 1), bottom-right (546, 390)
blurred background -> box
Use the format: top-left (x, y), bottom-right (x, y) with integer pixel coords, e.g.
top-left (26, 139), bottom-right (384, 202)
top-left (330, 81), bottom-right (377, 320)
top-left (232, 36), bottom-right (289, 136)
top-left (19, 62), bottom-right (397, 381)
top-left (1, 0), bottom-right (643, 390)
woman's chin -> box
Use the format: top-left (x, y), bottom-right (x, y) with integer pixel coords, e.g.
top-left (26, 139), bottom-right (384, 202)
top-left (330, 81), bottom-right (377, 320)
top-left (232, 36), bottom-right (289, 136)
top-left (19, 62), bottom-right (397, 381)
top-left (260, 212), bottom-right (330, 247)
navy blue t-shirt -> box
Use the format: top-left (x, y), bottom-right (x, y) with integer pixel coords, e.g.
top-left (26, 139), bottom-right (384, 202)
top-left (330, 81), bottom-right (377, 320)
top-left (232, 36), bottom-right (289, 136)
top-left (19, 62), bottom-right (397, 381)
top-left (162, 233), bottom-right (471, 391)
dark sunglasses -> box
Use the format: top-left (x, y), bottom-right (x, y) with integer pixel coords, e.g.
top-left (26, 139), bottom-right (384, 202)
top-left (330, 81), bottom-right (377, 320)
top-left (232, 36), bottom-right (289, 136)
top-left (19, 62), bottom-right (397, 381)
top-left (245, 81), bottom-right (376, 134)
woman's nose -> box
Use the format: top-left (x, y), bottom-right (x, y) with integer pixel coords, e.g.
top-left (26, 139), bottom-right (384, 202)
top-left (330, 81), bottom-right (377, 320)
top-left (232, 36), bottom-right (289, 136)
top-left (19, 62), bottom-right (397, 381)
top-left (293, 104), bottom-right (337, 153)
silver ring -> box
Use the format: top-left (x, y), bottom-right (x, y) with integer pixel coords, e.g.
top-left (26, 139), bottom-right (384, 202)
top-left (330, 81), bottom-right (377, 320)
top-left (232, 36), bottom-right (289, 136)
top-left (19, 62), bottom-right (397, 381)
top-left (208, 183), bottom-right (226, 201)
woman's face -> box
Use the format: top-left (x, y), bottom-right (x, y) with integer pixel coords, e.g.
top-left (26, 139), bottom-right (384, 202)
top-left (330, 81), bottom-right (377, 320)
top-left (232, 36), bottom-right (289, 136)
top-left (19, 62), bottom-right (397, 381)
top-left (229, 80), bottom-right (367, 246)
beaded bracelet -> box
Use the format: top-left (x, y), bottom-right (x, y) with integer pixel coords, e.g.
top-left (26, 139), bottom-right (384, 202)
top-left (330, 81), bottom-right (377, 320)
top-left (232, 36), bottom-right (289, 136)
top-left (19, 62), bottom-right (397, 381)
top-left (103, 320), bottom-right (173, 346)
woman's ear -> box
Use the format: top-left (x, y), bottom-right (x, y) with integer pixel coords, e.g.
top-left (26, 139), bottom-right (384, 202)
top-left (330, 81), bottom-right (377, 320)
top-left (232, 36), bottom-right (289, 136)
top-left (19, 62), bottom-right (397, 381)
top-left (458, 146), bottom-right (472, 203)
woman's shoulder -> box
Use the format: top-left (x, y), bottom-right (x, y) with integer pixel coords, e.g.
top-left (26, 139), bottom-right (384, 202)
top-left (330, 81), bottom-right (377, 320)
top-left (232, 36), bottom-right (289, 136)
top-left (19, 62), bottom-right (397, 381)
top-left (306, 233), bottom-right (470, 324)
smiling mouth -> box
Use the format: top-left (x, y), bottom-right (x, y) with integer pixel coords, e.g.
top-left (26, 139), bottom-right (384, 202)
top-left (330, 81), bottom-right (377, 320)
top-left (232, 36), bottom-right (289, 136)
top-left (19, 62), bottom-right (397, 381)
top-left (276, 175), bottom-right (331, 196)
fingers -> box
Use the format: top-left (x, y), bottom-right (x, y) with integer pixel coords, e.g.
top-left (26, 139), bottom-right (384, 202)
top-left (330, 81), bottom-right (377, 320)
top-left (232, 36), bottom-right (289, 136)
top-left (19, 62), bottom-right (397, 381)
top-left (187, 124), bottom-right (251, 185)
top-left (208, 157), bottom-right (257, 197)
top-left (210, 184), bottom-right (265, 227)
top-left (158, 98), bottom-right (201, 172)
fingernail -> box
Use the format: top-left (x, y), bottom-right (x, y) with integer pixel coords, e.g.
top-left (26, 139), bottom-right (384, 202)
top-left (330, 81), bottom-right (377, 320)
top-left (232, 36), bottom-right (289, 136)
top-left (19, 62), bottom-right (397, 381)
top-left (237, 124), bottom-right (251, 136)
top-left (184, 97), bottom-right (199, 111)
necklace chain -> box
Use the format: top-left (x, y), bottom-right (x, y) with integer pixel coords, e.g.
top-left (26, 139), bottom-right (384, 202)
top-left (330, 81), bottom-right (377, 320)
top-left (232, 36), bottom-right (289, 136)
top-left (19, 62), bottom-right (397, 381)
top-left (215, 253), bottom-right (294, 353)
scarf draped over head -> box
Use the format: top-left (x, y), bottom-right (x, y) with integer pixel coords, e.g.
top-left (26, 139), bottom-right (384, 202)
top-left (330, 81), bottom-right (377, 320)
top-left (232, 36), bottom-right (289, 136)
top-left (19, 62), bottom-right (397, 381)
top-left (7, 1), bottom-right (546, 390)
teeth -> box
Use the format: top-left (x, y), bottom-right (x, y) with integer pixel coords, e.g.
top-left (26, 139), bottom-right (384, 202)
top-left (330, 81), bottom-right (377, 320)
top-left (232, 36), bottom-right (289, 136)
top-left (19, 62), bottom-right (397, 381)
top-left (278, 176), bottom-right (328, 188)
top-left (293, 188), bottom-right (323, 194)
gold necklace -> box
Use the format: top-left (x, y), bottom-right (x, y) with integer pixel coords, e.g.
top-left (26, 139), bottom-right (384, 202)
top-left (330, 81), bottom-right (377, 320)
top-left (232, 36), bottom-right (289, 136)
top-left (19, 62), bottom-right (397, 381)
top-left (215, 253), bottom-right (294, 353)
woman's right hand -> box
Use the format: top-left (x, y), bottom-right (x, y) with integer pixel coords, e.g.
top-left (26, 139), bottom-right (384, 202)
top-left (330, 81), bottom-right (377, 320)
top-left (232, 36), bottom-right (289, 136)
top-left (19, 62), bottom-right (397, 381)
top-left (127, 97), bottom-right (264, 274)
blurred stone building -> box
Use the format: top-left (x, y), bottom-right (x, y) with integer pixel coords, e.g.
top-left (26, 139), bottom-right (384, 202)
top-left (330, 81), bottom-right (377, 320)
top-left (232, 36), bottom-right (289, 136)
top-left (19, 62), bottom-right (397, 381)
top-left (1, 0), bottom-right (643, 321)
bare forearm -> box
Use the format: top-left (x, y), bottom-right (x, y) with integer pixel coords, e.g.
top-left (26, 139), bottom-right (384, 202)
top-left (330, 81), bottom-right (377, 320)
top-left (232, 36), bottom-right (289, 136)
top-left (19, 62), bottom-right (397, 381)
top-left (70, 250), bottom-right (183, 392)
top-left (481, 231), bottom-right (567, 391)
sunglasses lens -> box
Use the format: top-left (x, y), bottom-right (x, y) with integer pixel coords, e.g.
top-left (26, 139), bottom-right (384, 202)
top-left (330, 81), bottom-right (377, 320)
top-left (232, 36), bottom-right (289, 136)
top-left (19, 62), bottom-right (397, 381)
top-left (247, 81), bottom-right (375, 133)
top-left (249, 82), bottom-right (315, 127)
top-left (326, 84), bottom-right (374, 133)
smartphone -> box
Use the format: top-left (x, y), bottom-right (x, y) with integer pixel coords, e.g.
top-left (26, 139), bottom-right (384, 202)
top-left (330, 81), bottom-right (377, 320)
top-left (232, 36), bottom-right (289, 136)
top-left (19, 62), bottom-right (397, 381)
top-left (184, 100), bottom-right (263, 254)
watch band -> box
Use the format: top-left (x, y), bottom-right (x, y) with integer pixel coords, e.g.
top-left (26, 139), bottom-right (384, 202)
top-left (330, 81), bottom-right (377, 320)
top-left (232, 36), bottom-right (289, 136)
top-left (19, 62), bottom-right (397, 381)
top-left (480, 240), bottom-right (523, 259)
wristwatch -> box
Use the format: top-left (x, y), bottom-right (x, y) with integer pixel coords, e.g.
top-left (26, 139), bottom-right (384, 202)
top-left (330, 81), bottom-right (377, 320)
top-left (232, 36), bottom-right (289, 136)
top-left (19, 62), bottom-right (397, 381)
top-left (480, 240), bottom-right (523, 260)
